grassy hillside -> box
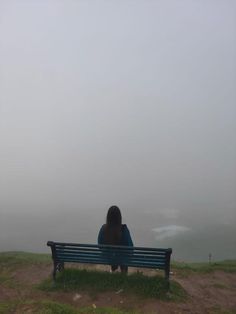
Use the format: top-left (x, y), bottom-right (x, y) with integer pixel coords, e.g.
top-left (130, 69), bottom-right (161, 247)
top-left (172, 260), bottom-right (236, 274)
top-left (0, 251), bottom-right (51, 266)
top-left (1, 252), bottom-right (236, 314)
top-left (0, 300), bottom-right (138, 314)
top-left (39, 268), bottom-right (185, 301)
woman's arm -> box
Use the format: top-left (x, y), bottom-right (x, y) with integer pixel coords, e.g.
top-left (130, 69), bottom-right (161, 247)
top-left (123, 225), bottom-right (134, 246)
top-left (97, 225), bottom-right (104, 244)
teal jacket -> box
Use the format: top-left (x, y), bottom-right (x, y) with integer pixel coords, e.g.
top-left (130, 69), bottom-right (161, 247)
top-left (98, 224), bottom-right (133, 246)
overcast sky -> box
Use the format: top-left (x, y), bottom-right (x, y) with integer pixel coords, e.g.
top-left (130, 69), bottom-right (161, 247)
top-left (0, 0), bottom-right (236, 225)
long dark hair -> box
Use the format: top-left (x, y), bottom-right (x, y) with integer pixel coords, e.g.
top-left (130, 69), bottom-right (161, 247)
top-left (104, 206), bottom-right (122, 245)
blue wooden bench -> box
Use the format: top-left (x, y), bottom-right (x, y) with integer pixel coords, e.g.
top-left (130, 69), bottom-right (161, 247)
top-left (47, 241), bottom-right (172, 288)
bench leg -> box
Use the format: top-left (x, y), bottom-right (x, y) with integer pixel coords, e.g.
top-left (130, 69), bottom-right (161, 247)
top-left (165, 268), bottom-right (170, 291)
top-left (52, 262), bottom-right (64, 281)
top-left (53, 261), bottom-right (57, 281)
top-left (165, 251), bottom-right (171, 291)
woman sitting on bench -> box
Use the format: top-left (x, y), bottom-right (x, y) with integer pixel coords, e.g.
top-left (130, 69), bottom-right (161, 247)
top-left (98, 205), bottom-right (133, 273)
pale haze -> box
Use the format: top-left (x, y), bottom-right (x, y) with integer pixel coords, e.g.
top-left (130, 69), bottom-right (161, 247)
top-left (0, 0), bottom-right (236, 261)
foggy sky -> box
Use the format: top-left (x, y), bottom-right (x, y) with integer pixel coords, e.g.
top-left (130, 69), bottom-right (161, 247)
top-left (1, 0), bottom-right (236, 234)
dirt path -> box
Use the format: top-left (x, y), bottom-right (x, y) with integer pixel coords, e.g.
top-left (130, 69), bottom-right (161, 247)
top-left (1, 263), bottom-right (236, 313)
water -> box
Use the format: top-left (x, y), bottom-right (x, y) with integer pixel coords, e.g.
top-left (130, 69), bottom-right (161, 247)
top-left (1, 208), bottom-right (236, 262)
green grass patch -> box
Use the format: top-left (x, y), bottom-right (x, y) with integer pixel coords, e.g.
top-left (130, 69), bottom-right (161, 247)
top-left (172, 260), bottom-right (236, 275)
top-left (0, 300), bottom-right (138, 314)
top-left (211, 283), bottom-right (229, 290)
top-left (0, 301), bottom-right (17, 314)
top-left (39, 268), bottom-right (186, 301)
top-left (0, 272), bottom-right (12, 285)
top-left (77, 306), bottom-right (138, 314)
top-left (0, 251), bottom-right (50, 268)
top-left (0, 272), bottom-right (17, 289)
top-left (207, 305), bottom-right (236, 314)
top-left (0, 252), bottom-right (51, 287)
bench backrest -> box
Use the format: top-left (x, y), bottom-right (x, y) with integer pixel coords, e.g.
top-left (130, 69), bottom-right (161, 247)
top-left (47, 241), bottom-right (172, 270)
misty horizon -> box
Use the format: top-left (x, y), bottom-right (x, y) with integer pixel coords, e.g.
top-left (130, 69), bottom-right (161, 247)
top-left (0, 0), bottom-right (236, 261)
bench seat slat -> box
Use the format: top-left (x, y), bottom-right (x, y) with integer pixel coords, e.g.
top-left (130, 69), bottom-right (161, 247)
top-left (54, 242), bottom-right (170, 252)
top-left (55, 247), bottom-right (167, 256)
top-left (56, 250), bottom-right (167, 259)
top-left (56, 255), bottom-right (166, 263)
top-left (57, 251), bottom-right (166, 258)
top-left (55, 257), bottom-right (166, 269)
top-left (56, 254), bottom-right (166, 265)
top-left (56, 253), bottom-right (166, 263)
top-left (56, 248), bottom-right (166, 256)
top-left (57, 255), bottom-right (164, 263)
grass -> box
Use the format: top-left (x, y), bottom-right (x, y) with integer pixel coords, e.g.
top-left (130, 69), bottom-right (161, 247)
top-left (212, 283), bottom-right (229, 290)
top-left (77, 306), bottom-right (138, 314)
top-left (1, 252), bottom-right (236, 313)
top-left (0, 251), bottom-right (50, 268)
top-left (0, 272), bottom-right (17, 289)
top-left (39, 268), bottom-right (186, 301)
top-left (172, 260), bottom-right (236, 275)
top-left (0, 300), bottom-right (138, 314)
top-left (0, 251), bottom-right (51, 288)
top-left (207, 306), bottom-right (236, 314)
top-left (0, 252), bottom-right (186, 302)
top-left (0, 272), bottom-right (12, 285)
top-left (1, 252), bottom-right (235, 301)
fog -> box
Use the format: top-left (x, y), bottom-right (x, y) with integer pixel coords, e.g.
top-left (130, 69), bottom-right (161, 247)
top-left (0, 0), bottom-right (236, 261)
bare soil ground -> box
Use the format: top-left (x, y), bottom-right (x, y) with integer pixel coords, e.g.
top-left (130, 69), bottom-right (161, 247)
top-left (1, 262), bottom-right (236, 313)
